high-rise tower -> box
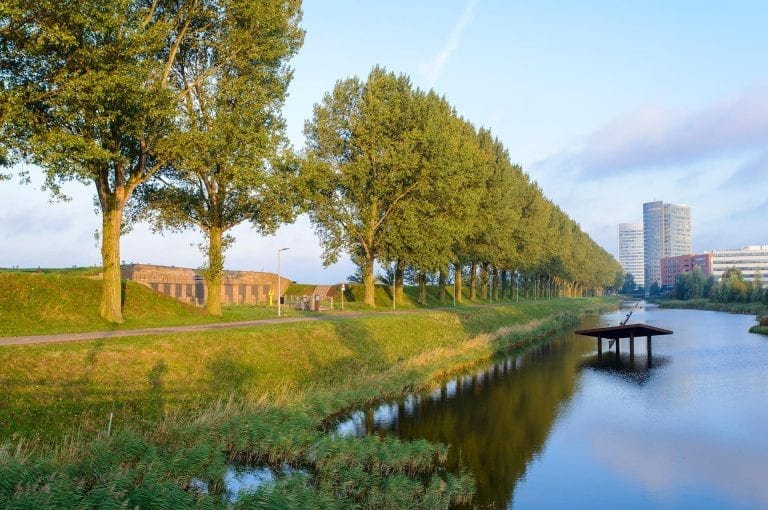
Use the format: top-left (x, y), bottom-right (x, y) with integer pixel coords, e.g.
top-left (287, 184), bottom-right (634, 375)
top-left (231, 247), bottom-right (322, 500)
top-left (643, 201), bottom-right (692, 288)
top-left (618, 223), bottom-right (644, 287)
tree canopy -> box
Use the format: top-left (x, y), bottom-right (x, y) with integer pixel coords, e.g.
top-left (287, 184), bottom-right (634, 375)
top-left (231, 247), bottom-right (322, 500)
top-left (135, 0), bottom-right (304, 316)
top-left (304, 66), bottom-right (622, 305)
top-left (1, 0), bottom-right (304, 320)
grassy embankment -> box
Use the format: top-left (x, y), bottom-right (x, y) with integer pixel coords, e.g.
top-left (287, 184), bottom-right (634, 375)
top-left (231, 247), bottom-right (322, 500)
top-left (653, 298), bottom-right (768, 336)
top-left (2, 270), bottom-right (472, 337)
top-left (0, 270), bottom-right (324, 337)
top-left (0, 270), bottom-right (618, 507)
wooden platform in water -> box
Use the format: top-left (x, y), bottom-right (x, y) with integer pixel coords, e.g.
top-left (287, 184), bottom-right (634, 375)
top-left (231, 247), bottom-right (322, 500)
top-left (575, 323), bottom-right (673, 339)
top-left (575, 323), bottom-right (673, 368)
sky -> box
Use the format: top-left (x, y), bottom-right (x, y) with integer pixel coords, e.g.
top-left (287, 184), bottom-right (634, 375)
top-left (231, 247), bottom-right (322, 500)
top-left (2, 0), bottom-right (767, 283)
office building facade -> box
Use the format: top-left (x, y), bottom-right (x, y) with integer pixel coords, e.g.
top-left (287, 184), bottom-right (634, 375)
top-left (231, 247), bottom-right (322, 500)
top-left (643, 201), bottom-right (692, 288)
top-left (660, 253), bottom-right (713, 287)
top-left (710, 245), bottom-right (768, 284)
top-left (618, 222), bottom-right (645, 287)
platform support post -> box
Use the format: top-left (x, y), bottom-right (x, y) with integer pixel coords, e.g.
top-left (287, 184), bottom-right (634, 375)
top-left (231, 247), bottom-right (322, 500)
top-left (597, 336), bottom-right (602, 361)
top-left (647, 335), bottom-right (653, 368)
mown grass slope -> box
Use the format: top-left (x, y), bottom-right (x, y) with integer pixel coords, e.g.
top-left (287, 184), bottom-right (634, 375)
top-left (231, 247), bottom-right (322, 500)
top-left (1, 270), bottom-right (524, 337)
top-left (0, 291), bottom-right (617, 507)
top-left (0, 298), bottom-right (613, 441)
top-left (0, 271), bottom-right (328, 336)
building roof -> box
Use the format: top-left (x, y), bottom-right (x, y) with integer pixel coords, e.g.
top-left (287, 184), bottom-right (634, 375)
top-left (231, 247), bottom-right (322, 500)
top-left (575, 323), bottom-right (673, 340)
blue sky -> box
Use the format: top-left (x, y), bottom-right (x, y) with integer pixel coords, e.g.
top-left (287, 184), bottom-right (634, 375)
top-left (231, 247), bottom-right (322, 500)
top-left (2, 1), bottom-right (767, 283)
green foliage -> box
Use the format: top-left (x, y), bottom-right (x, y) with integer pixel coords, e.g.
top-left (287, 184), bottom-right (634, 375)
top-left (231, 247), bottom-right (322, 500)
top-left (671, 267), bottom-right (708, 300)
top-left (0, 0), bottom-right (187, 322)
top-left (621, 273), bottom-right (637, 294)
top-left (0, 297), bottom-right (614, 508)
top-left (711, 268), bottom-right (751, 303)
top-left (135, 0), bottom-right (304, 316)
top-left (304, 66), bottom-right (622, 306)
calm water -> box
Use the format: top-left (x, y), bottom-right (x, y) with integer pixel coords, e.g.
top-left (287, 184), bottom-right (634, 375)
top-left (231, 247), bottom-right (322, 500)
top-left (336, 304), bottom-right (768, 509)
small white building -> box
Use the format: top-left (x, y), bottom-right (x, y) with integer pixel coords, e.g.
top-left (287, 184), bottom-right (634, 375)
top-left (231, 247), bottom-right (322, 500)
top-left (710, 245), bottom-right (768, 283)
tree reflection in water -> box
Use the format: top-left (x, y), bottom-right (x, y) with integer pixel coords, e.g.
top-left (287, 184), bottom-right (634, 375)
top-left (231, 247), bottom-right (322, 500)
top-left (335, 330), bottom-right (596, 508)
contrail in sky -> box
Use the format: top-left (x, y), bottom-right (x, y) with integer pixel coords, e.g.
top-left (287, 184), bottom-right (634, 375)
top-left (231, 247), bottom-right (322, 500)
top-left (421, 0), bottom-right (480, 87)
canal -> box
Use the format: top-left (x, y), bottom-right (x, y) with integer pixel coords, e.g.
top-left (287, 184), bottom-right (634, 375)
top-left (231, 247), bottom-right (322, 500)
top-left (335, 303), bottom-right (768, 509)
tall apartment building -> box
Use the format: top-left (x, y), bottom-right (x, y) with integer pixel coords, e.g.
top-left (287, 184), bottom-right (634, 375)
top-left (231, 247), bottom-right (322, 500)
top-left (617, 222), bottom-right (644, 287)
top-left (643, 201), bottom-right (692, 288)
top-left (710, 245), bottom-right (768, 283)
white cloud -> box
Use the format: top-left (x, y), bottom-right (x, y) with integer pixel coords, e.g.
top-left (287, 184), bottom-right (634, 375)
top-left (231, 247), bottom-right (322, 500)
top-left (536, 81), bottom-right (768, 177)
top-left (419, 0), bottom-right (480, 87)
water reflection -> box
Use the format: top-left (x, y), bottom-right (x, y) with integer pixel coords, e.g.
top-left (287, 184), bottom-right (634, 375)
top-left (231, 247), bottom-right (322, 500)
top-left (335, 306), bottom-right (768, 509)
top-left (335, 330), bottom-right (596, 508)
top-left (581, 353), bottom-right (671, 386)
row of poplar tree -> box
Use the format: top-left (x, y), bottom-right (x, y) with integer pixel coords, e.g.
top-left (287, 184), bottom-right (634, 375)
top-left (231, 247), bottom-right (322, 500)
top-left (1, 0), bottom-right (621, 322)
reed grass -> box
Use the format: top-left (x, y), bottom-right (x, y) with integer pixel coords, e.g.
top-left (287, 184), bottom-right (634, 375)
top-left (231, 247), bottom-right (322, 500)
top-left (0, 292), bottom-right (617, 508)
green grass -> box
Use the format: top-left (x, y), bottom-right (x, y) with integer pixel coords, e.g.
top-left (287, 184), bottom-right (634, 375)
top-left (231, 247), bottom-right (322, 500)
top-left (0, 298), bottom-right (616, 508)
top-left (655, 298), bottom-right (768, 316)
top-left (0, 269), bottom-right (618, 507)
top-left (0, 272), bottom-right (544, 337)
top-left (0, 273), bottom-right (324, 337)
top-left (0, 298), bottom-right (614, 441)
top-left (749, 326), bottom-right (768, 335)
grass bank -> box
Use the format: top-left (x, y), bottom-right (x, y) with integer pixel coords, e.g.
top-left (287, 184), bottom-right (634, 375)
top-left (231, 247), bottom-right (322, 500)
top-left (1, 275), bottom-right (617, 507)
top-left (0, 271), bottom-right (323, 337)
top-left (653, 298), bottom-right (768, 316)
top-left (2, 270), bottom-right (533, 337)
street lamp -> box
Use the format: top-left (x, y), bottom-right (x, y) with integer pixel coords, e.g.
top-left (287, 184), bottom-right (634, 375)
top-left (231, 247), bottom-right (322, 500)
top-left (277, 247), bottom-right (290, 317)
top-left (392, 262), bottom-right (396, 311)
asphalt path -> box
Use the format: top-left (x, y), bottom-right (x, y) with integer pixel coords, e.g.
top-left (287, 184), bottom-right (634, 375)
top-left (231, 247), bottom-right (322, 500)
top-left (0, 314), bottom-right (369, 346)
top-left (0, 309), bottom-right (433, 346)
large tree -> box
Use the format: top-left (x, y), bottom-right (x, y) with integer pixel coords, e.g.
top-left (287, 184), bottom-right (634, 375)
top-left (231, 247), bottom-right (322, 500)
top-left (304, 67), bottom-right (433, 306)
top-left (136, 0), bottom-right (304, 316)
top-left (1, 0), bottom-right (303, 321)
top-left (1, 0), bottom-right (182, 322)
top-left (378, 93), bottom-right (484, 305)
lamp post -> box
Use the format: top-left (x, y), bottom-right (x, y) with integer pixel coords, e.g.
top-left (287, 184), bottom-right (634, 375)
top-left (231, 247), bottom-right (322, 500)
top-left (392, 262), bottom-right (396, 311)
top-left (277, 247), bottom-right (290, 317)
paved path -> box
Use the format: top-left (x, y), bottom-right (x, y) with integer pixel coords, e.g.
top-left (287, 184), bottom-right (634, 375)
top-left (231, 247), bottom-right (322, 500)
top-left (0, 313), bottom-right (370, 346)
top-left (0, 303), bottom-right (502, 347)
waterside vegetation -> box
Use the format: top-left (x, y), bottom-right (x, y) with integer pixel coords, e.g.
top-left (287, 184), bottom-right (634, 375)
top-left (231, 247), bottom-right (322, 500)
top-left (653, 267), bottom-right (768, 335)
top-left (0, 287), bottom-right (616, 507)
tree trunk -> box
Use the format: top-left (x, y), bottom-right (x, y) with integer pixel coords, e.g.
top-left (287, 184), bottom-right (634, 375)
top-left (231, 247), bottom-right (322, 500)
top-left (493, 267), bottom-right (500, 301)
top-left (438, 268), bottom-right (447, 302)
top-left (395, 260), bottom-right (404, 305)
top-left (363, 254), bottom-right (375, 307)
top-left (469, 262), bottom-right (477, 300)
top-left (500, 270), bottom-right (508, 300)
top-left (480, 262), bottom-right (489, 301)
top-left (205, 225), bottom-right (224, 316)
top-left (454, 263), bottom-right (463, 304)
top-left (418, 272), bottom-right (427, 305)
top-left (100, 205), bottom-right (124, 323)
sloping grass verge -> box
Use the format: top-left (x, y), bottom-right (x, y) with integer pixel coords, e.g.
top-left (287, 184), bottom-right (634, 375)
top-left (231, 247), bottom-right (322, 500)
top-left (655, 298), bottom-right (768, 316)
top-left (0, 297), bottom-right (617, 508)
